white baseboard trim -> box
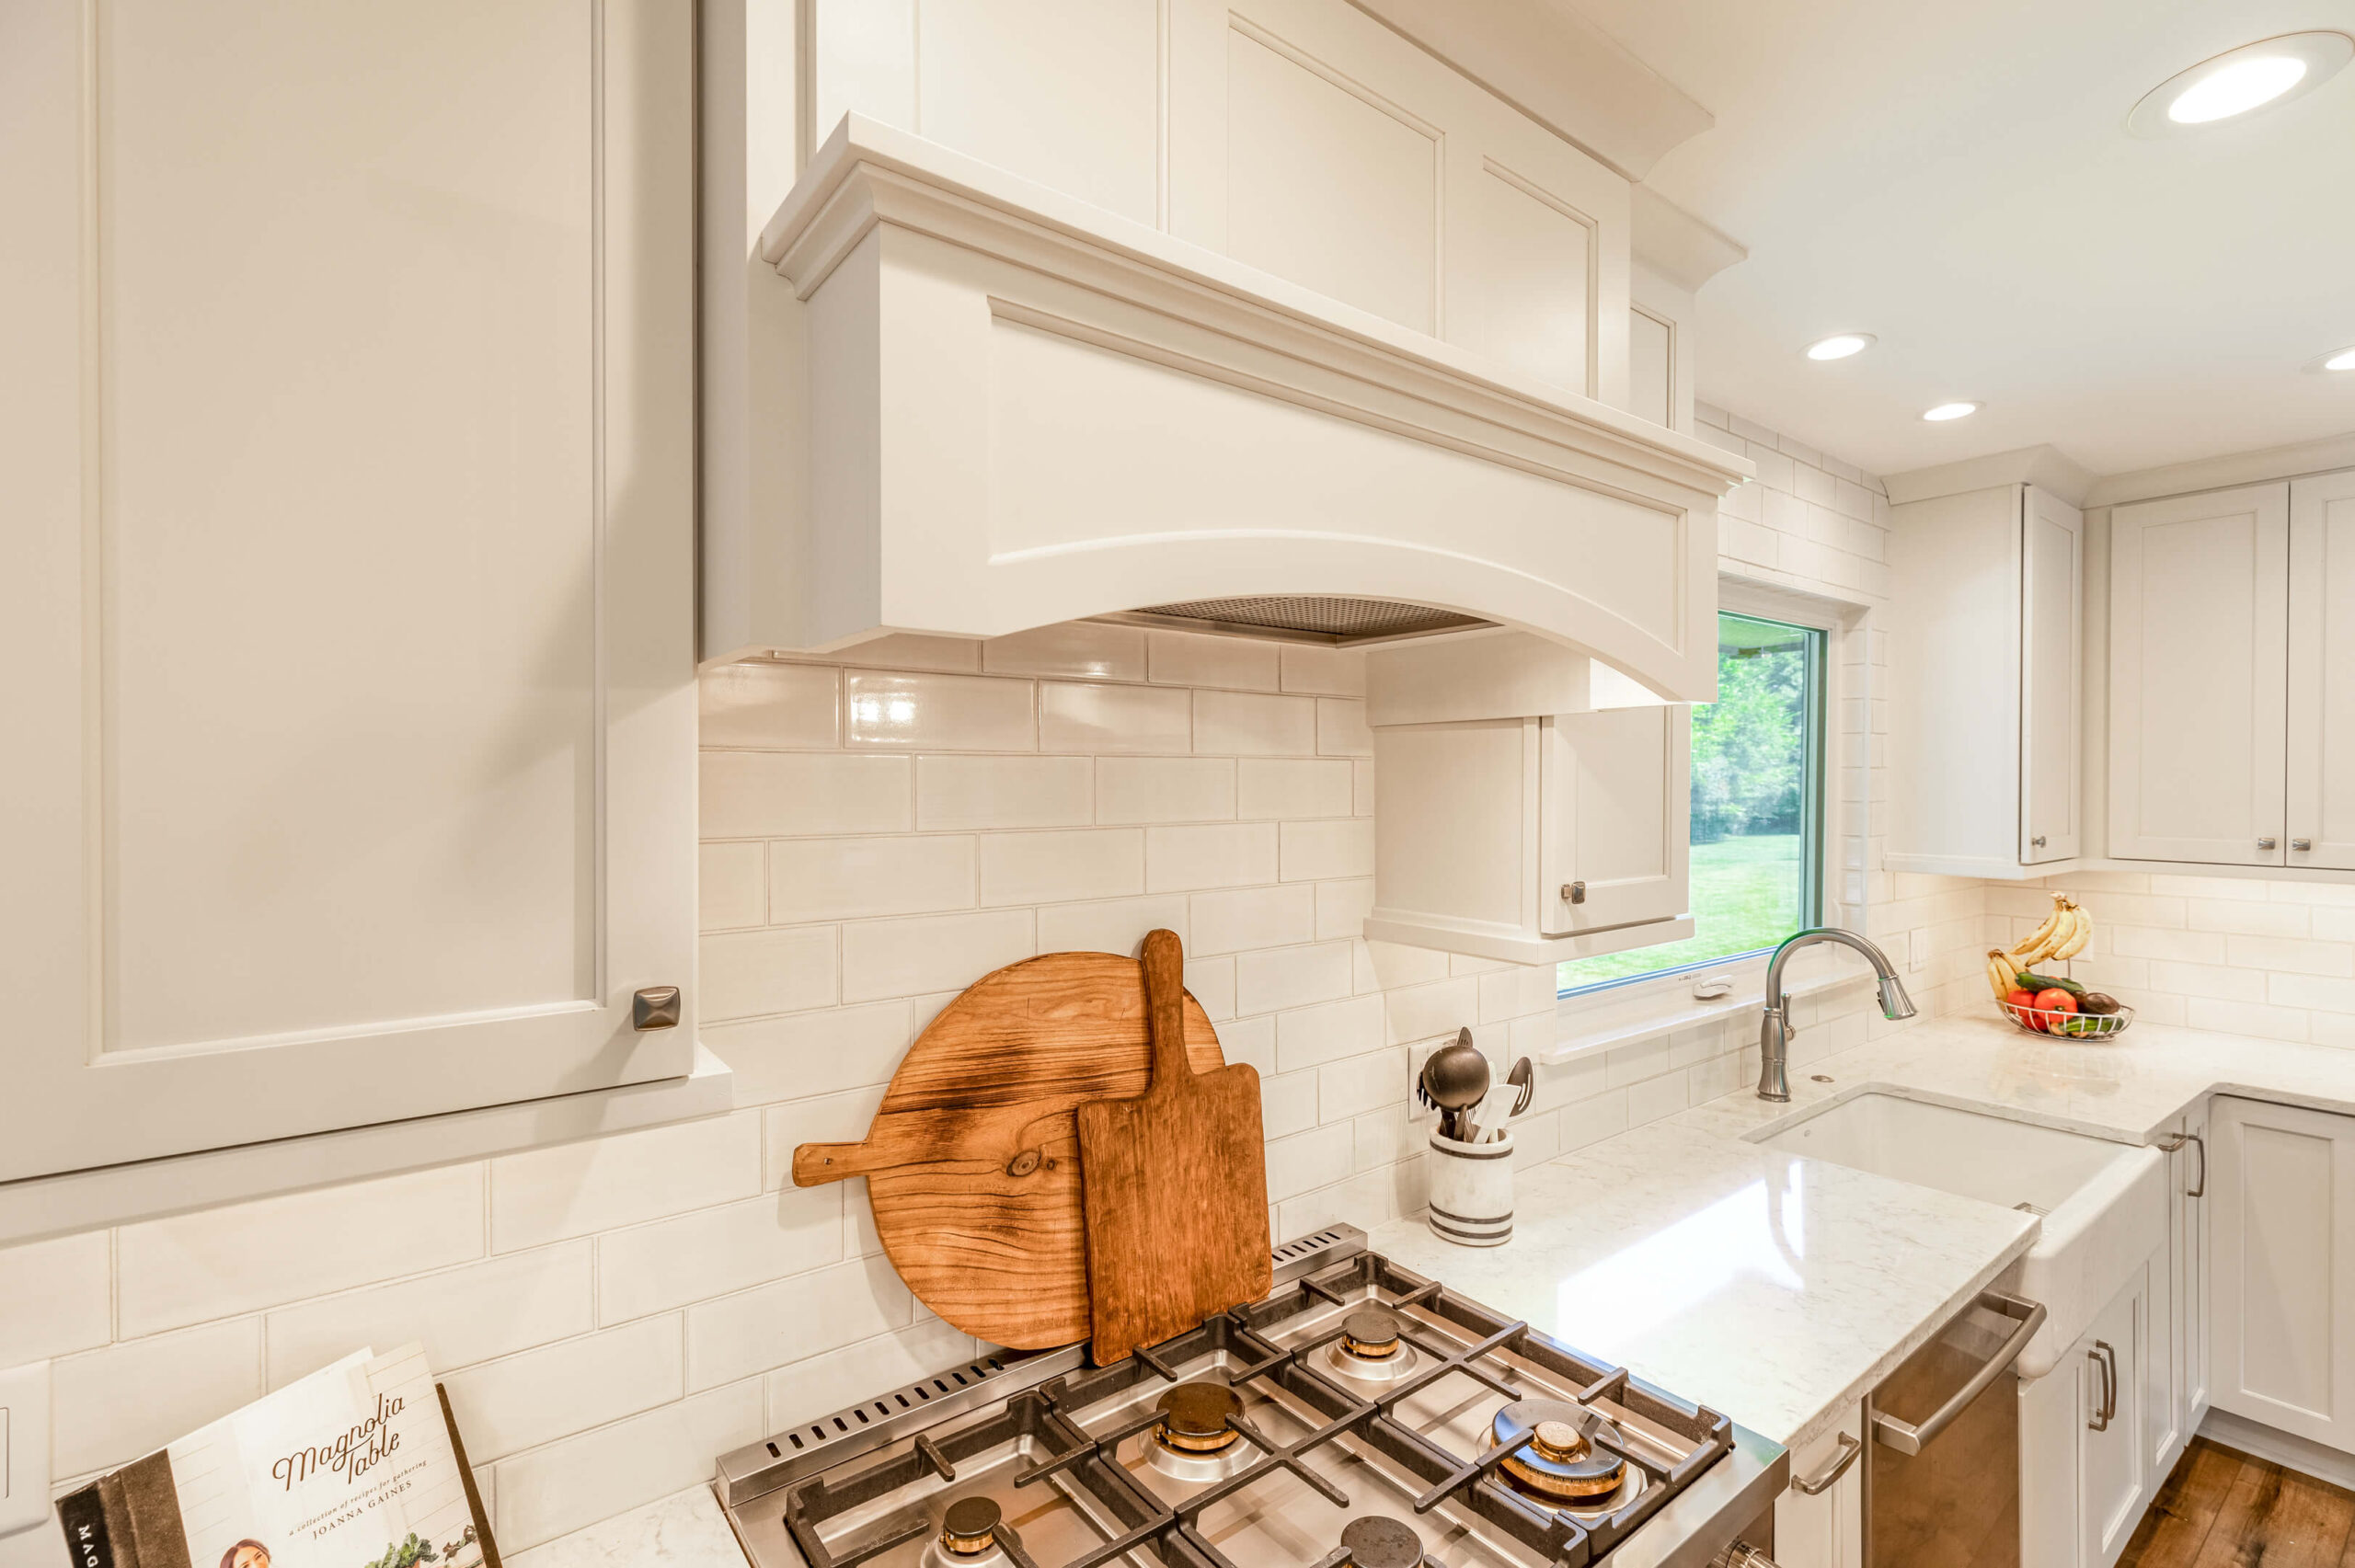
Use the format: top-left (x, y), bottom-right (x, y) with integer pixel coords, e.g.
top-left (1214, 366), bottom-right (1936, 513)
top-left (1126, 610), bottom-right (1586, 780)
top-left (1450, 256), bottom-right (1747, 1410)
top-left (2199, 1406), bottom-right (2355, 1490)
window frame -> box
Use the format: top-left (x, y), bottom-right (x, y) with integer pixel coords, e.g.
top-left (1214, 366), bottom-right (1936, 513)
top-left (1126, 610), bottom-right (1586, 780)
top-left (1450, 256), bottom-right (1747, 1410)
top-left (1555, 578), bottom-right (1864, 1026)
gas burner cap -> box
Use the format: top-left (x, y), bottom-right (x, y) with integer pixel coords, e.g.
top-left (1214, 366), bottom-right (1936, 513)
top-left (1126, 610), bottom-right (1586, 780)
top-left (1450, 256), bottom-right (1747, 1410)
top-left (1490, 1400), bottom-right (1626, 1502)
top-left (940, 1497), bottom-right (1001, 1557)
top-left (1340, 1309), bottom-right (1403, 1359)
top-left (1155, 1382), bottom-right (1242, 1453)
top-left (1338, 1515), bottom-right (1423, 1568)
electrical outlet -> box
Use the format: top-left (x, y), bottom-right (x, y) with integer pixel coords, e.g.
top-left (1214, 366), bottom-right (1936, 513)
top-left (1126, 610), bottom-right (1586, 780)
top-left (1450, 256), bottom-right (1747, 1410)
top-left (0, 1362), bottom-right (51, 1539)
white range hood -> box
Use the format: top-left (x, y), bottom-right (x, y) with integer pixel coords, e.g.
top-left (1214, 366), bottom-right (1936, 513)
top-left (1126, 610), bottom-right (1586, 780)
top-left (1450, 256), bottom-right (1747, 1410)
top-left (713, 115), bottom-right (1749, 703)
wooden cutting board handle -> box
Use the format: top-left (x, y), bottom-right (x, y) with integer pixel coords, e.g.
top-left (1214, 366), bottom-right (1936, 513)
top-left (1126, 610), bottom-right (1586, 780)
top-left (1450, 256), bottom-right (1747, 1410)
top-left (792, 1140), bottom-right (890, 1185)
top-left (1138, 929), bottom-right (1196, 1105)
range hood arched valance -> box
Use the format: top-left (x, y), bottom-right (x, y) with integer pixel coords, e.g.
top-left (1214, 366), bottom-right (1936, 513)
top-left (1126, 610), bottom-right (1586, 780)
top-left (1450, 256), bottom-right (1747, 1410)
top-left (722, 115), bottom-right (1750, 702)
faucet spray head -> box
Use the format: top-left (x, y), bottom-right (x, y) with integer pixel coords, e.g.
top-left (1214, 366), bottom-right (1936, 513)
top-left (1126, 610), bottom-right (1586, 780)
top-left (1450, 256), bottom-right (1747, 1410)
top-left (1877, 973), bottom-right (1917, 1021)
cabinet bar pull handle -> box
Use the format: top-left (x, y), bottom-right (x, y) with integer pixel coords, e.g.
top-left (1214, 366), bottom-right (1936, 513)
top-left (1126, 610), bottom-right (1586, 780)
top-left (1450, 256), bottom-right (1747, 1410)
top-left (2259, 837), bottom-right (2278, 851)
top-left (2159, 1130), bottom-right (2206, 1197)
top-left (1870, 1288), bottom-right (2047, 1455)
top-left (2087, 1341), bottom-right (2114, 1430)
top-left (1791, 1432), bottom-right (1861, 1495)
top-left (2292, 839), bottom-right (2313, 852)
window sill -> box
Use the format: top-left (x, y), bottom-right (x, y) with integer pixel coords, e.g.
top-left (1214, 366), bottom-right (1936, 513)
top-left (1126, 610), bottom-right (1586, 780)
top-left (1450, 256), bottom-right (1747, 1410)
top-left (0, 1043), bottom-right (735, 1246)
top-left (1545, 968), bottom-right (1870, 1066)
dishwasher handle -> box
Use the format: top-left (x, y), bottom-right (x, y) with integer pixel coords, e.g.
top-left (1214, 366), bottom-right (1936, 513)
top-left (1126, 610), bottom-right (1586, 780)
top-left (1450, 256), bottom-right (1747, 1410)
top-left (1868, 1289), bottom-right (2048, 1457)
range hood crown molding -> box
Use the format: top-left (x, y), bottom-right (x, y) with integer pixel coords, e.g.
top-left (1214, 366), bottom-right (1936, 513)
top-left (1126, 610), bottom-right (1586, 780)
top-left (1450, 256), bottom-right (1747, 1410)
top-left (729, 114), bottom-right (1747, 703)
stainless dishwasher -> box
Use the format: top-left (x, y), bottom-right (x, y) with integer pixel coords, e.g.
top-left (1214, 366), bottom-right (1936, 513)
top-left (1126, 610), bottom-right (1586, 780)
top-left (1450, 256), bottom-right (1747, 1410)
top-left (1863, 1288), bottom-right (2047, 1568)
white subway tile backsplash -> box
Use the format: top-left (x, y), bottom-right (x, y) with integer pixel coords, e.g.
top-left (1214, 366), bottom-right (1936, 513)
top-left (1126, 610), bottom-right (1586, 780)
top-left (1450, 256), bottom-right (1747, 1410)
top-left (492, 1380), bottom-right (764, 1554)
top-left (1147, 631), bottom-right (1280, 691)
top-left (829, 635), bottom-right (983, 673)
top-left (702, 752), bottom-right (913, 838)
top-left (705, 1001), bottom-right (912, 1106)
top-left (702, 925), bottom-right (839, 1020)
top-left (1315, 699), bottom-right (1373, 758)
top-left (1095, 757), bottom-right (1235, 823)
top-left (1235, 942), bottom-right (1354, 1015)
top-left (1317, 1047), bottom-right (1407, 1123)
top-left (700, 841), bottom-right (766, 930)
top-left (699, 662), bottom-right (840, 749)
top-left (686, 1253), bottom-right (914, 1391)
top-left (761, 1090), bottom-right (890, 1196)
top-left (982, 624), bottom-right (1146, 681)
top-left (1275, 995), bottom-right (1385, 1072)
top-left (53, 1318), bottom-right (266, 1477)
top-left (1316, 879), bottom-right (1376, 942)
top-left (1190, 884), bottom-right (1317, 956)
top-left (1146, 823), bottom-right (1279, 891)
top-left (1265, 1125), bottom-right (1354, 1202)
top-left (1040, 681), bottom-right (1191, 754)
top-left (1278, 646), bottom-right (1367, 697)
top-left (0, 1231), bottom-right (111, 1368)
top-left (764, 1315), bottom-right (978, 1429)
top-left (980, 829), bottom-right (1144, 906)
top-left (491, 1113), bottom-right (763, 1252)
top-left (768, 835), bottom-right (976, 923)
top-left (1261, 1070), bottom-right (1320, 1139)
top-left (442, 1314), bottom-right (686, 1462)
top-left (597, 1187), bottom-right (845, 1324)
top-left (1281, 818), bottom-right (1374, 881)
top-left (1235, 759), bottom-right (1353, 820)
top-left (1036, 894), bottom-right (1191, 956)
top-left (1354, 760), bottom-right (1376, 816)
top-left (1384, 978), bottom-right (1478, 1047)
top-left (265, 1242), bottom-right (595, 1387)
top-left (841, 910), bottom-right (1036, 1001)
top-left (916, 755), bottom-right (1091, 829)
top-left (1193, 691), bottom-right (1315, 756)
top-left (118, 1163), bottom-right (484, 1339)
top-left (846, 671), bottom-right (1035, 750)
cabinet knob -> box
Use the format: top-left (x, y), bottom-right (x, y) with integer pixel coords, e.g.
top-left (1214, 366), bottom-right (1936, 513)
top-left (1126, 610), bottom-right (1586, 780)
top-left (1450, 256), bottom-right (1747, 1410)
top-left (2031, 835), bottom-right (2047, 849)
top-left (2258, 837), bottom-right (2278, 851)
top-left (1560, 881), bottom-right (1586, 905)
top-left (633, 986), bottom-right (683, 1030)
top-left (2292, 838), bottom-right (2314, 852)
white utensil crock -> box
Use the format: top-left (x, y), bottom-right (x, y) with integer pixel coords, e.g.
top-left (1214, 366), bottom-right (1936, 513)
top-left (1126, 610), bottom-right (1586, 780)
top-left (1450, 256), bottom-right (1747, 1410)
top-left (1427, 1127), bottom-right (1514, 1246)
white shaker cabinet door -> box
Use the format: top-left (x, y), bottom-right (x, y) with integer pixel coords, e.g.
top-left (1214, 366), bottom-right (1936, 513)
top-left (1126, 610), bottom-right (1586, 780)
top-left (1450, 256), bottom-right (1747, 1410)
top-left (2078, 1265), bottom-right (2148, 1568)
top-left (2108, 484), bottom-right (2289, 865)
top-left (2209, 1096), bottom-right (2355, 1454)
top-left (1540, 705), bottom-right (1691, 937)
top-left (1772, 1402), bottom-right (1862, 1568)
top-left (2019, 486), bottom-right (2084, 863)
top-left (2288, 470), bottom-right (2355, 870)
top-left (0, 0), bottom-right (698, 1182)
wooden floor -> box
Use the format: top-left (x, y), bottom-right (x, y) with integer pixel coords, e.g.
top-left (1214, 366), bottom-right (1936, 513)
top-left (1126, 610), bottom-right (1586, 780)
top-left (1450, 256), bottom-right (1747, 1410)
top-left (2121, 1438), bottom-right (2355, 1567)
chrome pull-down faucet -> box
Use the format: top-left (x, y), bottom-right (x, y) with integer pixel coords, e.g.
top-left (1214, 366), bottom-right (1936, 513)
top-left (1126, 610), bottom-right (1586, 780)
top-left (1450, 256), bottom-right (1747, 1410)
top-left (1756, 928), bottom-right (1916, 1101)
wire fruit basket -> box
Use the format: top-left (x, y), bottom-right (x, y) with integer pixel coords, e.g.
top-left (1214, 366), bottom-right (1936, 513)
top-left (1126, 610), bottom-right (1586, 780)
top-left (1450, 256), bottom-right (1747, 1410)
top-left (1999, 998), bottom-right (2133, 1038)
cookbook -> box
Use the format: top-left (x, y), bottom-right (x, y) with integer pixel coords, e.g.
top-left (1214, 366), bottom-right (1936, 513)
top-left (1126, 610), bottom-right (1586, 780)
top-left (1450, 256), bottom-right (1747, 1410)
top-left (54, 1344), bottom-right (490, 1568)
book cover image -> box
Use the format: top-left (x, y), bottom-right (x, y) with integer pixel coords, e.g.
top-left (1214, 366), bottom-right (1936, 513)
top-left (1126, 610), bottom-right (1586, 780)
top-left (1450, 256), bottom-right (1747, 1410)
top-left (167, 1345), bottom-right (483, 1568)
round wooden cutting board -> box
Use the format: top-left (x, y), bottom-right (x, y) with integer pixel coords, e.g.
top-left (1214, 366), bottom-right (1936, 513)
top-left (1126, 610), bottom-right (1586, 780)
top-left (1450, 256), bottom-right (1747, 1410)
top-left (791, 950), bottom-right (1226, 1350)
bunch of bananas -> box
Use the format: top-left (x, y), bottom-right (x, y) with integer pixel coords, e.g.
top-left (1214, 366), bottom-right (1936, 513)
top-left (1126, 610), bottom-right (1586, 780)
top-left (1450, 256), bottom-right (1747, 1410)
top-left (1982, 892), bottom-right (2093, 1001)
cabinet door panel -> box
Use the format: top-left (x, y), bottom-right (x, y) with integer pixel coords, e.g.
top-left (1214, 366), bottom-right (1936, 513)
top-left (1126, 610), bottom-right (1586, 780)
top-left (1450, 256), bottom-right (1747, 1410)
top-left (2209, 1096), bottom-right (2355, 1452)
top-left (2183, 1102), bottom-right (2211, 1420)
top-left (1541, 705), bottom-right (1689, 935)
top-left (2020, 486), bottom-right (2083, 863)
top-left (2108, 485), bottom-right (2288, 864)
top-left (0, 0), bottom-right (696, 1181)
top-left (2079, 1269), bottom-right (2147, 1568)
top-left (2289, 471), bottom-right (2355, 869)
top-left (1773, 1402), bottom-right (1861, 1568)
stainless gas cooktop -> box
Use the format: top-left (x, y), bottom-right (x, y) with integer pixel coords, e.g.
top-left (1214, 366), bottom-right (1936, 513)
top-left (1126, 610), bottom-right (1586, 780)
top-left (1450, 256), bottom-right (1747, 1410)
top-left (716, 1226), bottom-right (1786, 1568)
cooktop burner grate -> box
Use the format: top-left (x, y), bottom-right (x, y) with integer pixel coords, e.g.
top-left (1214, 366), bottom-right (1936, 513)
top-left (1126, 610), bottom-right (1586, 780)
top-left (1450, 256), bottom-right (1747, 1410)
top-left (761, 1247), bottom-right (1736, 1568)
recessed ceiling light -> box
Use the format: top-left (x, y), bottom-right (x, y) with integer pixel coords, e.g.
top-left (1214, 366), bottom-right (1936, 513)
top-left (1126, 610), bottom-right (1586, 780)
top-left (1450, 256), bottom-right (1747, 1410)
top-left (2305, 345), bottom-right (2355, 373)
top-left (1922, 402), bottom-right (1980, 422)
top-left (1805, 333), bottom-right (1875, 361)
top-left (2128, 32), bottom-right (2353, 137)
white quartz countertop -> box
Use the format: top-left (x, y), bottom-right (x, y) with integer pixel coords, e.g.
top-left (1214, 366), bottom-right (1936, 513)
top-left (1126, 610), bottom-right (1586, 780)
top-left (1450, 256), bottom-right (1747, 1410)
top-left (517, 1014), bottom-right (2355, 1568)
top-left (1372, 1012), bottom-right (2355, 1459)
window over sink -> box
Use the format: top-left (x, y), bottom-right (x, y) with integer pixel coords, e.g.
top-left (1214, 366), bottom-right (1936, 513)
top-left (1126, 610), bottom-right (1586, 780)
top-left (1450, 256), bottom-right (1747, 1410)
top-left (1558, 610), bottom-right (1827, 996)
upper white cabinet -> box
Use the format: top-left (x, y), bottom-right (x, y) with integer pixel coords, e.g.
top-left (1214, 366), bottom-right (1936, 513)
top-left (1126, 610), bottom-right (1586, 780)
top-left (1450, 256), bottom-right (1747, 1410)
top-left (2208, 1095), bottom-right (2355, 1456)
top-left (1361, 634), bottom-right (1693, 963)
top-left (1887, 484), bottom-right (2084, 876)
top-left (2289, 470), bottom-right (2355, 870)
top-left (2108, 484), bottom-right (2290, 865)
top-left (0, 0), bottom-right (699, 1182)
top-left (802, 0), bottom-right (1633, 407)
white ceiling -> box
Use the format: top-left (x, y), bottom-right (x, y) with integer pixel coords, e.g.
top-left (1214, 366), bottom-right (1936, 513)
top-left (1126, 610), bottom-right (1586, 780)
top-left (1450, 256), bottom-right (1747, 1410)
top-left (1578, 0), bottom-right (2355, 478)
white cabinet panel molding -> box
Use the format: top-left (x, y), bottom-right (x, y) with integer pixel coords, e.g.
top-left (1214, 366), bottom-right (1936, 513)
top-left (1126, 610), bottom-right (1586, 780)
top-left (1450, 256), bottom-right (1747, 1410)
top-left (1, 0), bottom-right (697, 1181)
top-left (738, 116), bottom-right (1743, 700)
top-left (2289, 470), bottom-right (2355, 870)
top-left (2108, 484), bottom-right (2290, 865)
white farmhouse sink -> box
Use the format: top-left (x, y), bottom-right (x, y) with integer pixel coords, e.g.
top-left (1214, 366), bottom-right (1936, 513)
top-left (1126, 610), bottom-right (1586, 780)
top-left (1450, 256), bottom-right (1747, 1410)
top-left (1752, 1093), bottom-right (2166, 1377)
